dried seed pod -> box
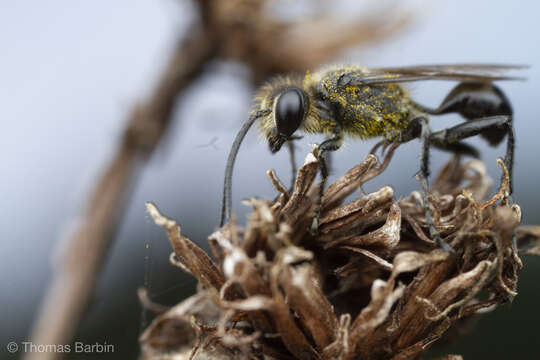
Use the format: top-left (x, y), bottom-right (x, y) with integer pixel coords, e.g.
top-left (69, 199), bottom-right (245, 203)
top-left (141, 149), bottom-right (538, 360)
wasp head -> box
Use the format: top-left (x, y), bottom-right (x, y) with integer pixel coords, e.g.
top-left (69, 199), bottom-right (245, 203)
top-left (267, 87), bottom-right (308, 152)
top-left (254, 76), bottom-right (309, 153)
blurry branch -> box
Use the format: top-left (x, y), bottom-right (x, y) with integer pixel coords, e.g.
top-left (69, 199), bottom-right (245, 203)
top-left (27, 1), bottom-right (414, 359)
top-left (25, 25), bottom-right (215, 360)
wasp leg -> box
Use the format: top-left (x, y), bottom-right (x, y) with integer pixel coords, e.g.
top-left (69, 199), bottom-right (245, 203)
top-left (417, 82), bottom-right (515, 193)
top-left (416, 117), bottom-right (455, 253)
top-left (430, 115), bottom-right (514, 193)
top-left (286, 140), bottom-right (297, 193)
top-left (430, 139), bottom-right (480, 158)
top-left (433, 83), bottom-right (513, 146)
top-left (369, 139), bottom-right (393, 156)
top-left (286, 135), bottom-right (303, 192)
top-left (311, 129), bottom-right (343, 235)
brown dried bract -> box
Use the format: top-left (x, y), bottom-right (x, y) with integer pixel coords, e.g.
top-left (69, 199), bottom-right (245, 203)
top-left (141, 149), bottom-right (538, 359)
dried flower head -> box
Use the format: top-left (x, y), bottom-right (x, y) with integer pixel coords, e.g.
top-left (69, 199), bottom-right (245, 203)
top-left (141, 147), bottom-right (539, 360)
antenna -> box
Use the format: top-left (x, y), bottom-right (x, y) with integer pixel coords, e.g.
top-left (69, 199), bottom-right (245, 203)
top-left (220, 110), bottom-right (270, 226)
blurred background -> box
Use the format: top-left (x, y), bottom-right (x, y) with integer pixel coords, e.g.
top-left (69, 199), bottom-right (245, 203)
top-left (1, 0), bottom-right (539, 359)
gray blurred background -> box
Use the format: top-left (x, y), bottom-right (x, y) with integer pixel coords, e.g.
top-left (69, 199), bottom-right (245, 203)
top-left (1, 0), bottom-right (539, 358)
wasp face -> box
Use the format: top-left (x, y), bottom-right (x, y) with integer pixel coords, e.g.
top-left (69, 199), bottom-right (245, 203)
top-left (268, 87), bottom-right (308, 153)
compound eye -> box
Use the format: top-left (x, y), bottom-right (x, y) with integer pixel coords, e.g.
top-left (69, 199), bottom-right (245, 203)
top-left (275, 88), bottom-right (305, 138)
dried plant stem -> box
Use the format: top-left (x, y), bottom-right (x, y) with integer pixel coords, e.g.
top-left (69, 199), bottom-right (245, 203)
top-left (25, 28), bottom-right (214, 360)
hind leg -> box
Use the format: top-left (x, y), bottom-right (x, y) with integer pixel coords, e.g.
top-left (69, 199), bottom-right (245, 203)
top-left (419, 82), bottom-right (515, 193)
top-left (415, 117), bottom-right (455, 252)
top-left (430, 115), bottom-right (514, 193)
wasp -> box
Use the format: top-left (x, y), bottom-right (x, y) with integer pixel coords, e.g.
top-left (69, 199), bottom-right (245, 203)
top-left (220, 64), bottom-right (526, 251)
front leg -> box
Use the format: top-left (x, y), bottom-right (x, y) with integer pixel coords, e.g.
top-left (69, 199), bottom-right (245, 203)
top-left (286, 139), bottom-right (298, 193)
top-left (311, 126), bottom-right (343, 234)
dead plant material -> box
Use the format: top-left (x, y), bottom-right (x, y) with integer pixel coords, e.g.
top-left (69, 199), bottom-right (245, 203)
top-left (140, 148), bottom-right (539, 359)
top-left (141, 147), bottom-right (539, 359)
top-left (27, 2), bottom-right (415, 359)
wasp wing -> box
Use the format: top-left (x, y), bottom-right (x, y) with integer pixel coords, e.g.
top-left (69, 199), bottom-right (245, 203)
top-left (342, 64), bottom-right (528, 86)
